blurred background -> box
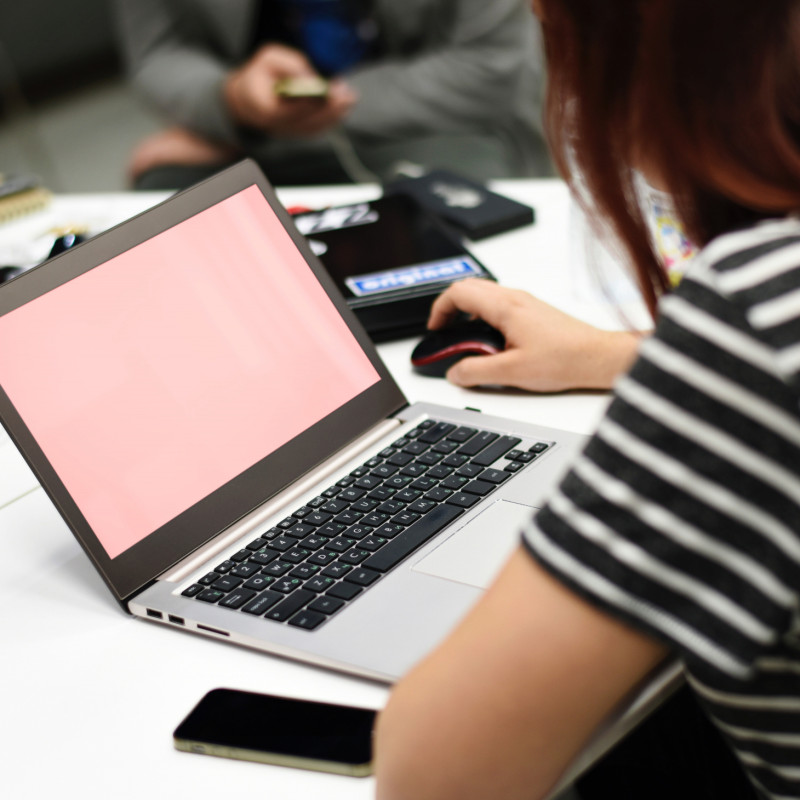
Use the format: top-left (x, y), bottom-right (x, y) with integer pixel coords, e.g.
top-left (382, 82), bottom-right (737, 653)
top-left (0, 0), bottom-right (161, 192)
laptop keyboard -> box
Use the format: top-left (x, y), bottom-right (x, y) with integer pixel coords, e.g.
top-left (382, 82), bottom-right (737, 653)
top-left (181, 419), bottom-right (552, 631)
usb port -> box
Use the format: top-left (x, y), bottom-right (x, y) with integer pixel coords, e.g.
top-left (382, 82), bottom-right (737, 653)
top-left (146, 609), bottom-right (163, 619)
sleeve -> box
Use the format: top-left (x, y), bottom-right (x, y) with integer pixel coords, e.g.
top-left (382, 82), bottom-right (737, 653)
top-left (341, 0), bottom-right (545, 140)
top-left (523, 243), bottom-right (800, 683)
top-left (111, 0), bottom-right (244, 145)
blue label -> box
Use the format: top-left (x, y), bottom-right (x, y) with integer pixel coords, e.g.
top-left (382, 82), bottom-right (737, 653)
top-left (346, 258), bottom-right (482, 297)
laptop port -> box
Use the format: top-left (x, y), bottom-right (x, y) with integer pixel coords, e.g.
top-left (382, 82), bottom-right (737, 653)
top-left (168, 615), bottom-right (185, 626)
top-left (197, 624), bottom-right (229, 637)
top-left (146, 608), bottom-right (163, 619)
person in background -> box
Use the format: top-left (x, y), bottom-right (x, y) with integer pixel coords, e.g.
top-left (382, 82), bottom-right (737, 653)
top-left (375, 3), bottom-right (800, 800)
top-left (112, 0), bottom-right (550, 189)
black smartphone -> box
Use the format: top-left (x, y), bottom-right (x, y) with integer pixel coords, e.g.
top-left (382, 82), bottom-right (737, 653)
top-left (173, 688), bottom-right (376, 776)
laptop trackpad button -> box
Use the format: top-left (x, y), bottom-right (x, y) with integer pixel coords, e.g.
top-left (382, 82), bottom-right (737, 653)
top-left (412, 500), bottom-right (537, 590)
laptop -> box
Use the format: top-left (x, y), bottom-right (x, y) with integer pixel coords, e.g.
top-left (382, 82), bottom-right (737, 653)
top-left (0, 160), bottom-right (587, 683)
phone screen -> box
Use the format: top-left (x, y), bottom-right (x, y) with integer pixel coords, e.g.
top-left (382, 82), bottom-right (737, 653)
top-left (173, 688), bottom-right (376, 775)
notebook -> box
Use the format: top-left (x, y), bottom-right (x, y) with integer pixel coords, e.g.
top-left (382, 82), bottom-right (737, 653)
top-left (0, 160), bottom-right (587, 682)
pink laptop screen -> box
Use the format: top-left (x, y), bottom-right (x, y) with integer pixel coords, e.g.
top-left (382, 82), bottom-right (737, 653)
top-left (0, 185), bottom-right (380, 559)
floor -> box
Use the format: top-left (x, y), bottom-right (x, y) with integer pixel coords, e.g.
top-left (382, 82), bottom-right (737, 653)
top-left (0, 77), bottom-right (162, 193)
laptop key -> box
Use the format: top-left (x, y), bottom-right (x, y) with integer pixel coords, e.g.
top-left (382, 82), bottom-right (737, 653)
top-left (282, 548), bottom-right (312, 564)
top-left (244, 574), bottom-right (276, 591)
top-left (446, 492), bottom-right (481, 509)
top-left (197, 589), bottom-right (226, 603)
top-left (321, 499), bottom-right (348, 514)
top-left (339, 548), bottom-right (370, 565)
top-left (220, 589), bottom-right (257, 609)
top-left (360, 536), bottom-right (388, 551)
top-left (344, 568), bottom-right (381, 587)
top-left (288, 609), bottom-right (327, 630)
top-left (212, 576), bottom-right (243, 592)
top-left (309, 595), bottom-right (345, 615)
top-left (242, 590), bottom-right (282, 615)
top-left (230, 562), bottom-right (261, 578)
top-left (284, 523), bottom-right (314, 539)
top-left (424, 487), bottom-right (452, 502)
top-left (470, 435), bottom-right (522, 467)
top-left (263, 561), bottom-right (292, 576)
top-left (363, 505), bottom-right (464, 573)
top-left (273, 577), bottom-right (304, 594)
top-left (304, 576), bottom-right (336, 593)
top-left (478, 468), bottom-right (512, 484)
top-left (418, 421), bottom-right (456, 443)
top-left (181, 583), bottom-right (204, 597)
top-left (306, 550), bottom-right (338, 566)
top-left (250, 550), bottom-right (279, 566)
top-left (327, 581), bottom-right (363, 600)
top-left (447, 426), bottom-right (478, 443)
top-left (265, 589), bottom-right (315, 621)
top-left (462, 479), bottom-right (495, 497)
top-left (299, 534), bottom-right (329, 550)
top-left (305, 511), bottom-right (332, 526)
top-left (343, 524), bottom-right (373, 539)
top-left (441, 475), bottom-right (468, 490)
top-left (321, 562), bottom-right (352, 578)
top-left (328, 536), bottom-right (358, 553)
top-left (289, 563), bottom-right (321, 580)
top-left (458, 430), bottom-right (498, 456)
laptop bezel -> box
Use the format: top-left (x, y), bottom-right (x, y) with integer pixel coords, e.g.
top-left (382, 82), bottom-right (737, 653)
top-left (0, 160), bottom-right (407, 605)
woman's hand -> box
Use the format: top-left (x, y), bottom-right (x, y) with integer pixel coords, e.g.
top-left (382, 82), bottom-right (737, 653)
top-left (427, 278), bottom-right (645, 392)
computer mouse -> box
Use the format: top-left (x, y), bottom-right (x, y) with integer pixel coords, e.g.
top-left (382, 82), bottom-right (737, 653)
top-left (411, 318), bottom-right (505, 377)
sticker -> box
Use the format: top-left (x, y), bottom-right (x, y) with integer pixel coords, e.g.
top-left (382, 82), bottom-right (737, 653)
top-left (293, 203), bottom-right (378, 235)
top-left (346, 258), bottom-right (482, 297)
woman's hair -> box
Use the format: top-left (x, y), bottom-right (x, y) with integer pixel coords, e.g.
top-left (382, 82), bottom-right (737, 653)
top-left (539, 0), bottom-right (800, 317)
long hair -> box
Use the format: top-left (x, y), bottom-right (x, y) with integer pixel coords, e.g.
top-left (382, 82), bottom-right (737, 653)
top-left (539, 1), bottom-right (800, 318)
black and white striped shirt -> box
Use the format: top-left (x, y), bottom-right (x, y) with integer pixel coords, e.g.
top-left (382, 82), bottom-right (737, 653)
top-left (523, 217), bottom-right (800, 799)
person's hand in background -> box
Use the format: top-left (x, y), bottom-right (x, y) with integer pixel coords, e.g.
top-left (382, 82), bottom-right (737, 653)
top-left (224, 43), bottom-right (357, 137)
top-left (427, 278), bottom-right (645, 392)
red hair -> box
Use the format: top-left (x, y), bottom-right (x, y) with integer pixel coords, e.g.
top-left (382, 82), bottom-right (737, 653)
top-left (539, 0), bottom-right (800, 317)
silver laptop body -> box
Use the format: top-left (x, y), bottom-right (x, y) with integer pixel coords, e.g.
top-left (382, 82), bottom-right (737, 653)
top-left (0, 161), bottom-right (587, 683)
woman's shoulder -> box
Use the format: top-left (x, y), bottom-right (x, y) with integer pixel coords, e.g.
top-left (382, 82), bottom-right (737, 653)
top-left (673, 215), bottom-right (800, 382)
top-left (687, 216), bottom-right (800, 292)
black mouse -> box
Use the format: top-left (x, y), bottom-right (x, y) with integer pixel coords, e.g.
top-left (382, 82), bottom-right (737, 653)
top-left (411, 318), bottom-right (505, 377)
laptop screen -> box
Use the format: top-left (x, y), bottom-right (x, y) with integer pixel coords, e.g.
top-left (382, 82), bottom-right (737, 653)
top-left (0, 185), bottom-right (380, 559)
top-left (0, 161), bottom-right (405, 602)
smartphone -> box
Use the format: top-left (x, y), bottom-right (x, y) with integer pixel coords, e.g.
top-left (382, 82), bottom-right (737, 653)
top-left (173, 688), bottom-right (376, 776)
top-left (274, 76), bottom-right (330, 99)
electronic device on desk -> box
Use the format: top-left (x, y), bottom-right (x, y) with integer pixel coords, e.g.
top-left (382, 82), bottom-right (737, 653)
top-left (411, 317), bottom-right (505, 378)
top-left (174, 688), bottom-right (375, 776)
top-left (291, 193), bottom-right (496, 342)
top-left (0, 173), bottom-right (51, 225)
top-left (384, 169), bottom-right (535, 241)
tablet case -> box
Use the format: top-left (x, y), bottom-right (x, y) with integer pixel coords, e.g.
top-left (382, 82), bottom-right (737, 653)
top-left (291, 194), bottom-right (495, 342)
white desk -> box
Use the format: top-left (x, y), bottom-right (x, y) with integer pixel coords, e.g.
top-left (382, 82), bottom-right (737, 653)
top-left (0, 180), bottom-right (666, 799)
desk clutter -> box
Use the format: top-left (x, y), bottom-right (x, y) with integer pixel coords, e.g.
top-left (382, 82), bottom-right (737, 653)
top-left (0, 173), bottom-right (51, 225)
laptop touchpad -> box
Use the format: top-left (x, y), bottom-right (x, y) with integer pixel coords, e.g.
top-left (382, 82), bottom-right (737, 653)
top-left (413, 500), bottom-right (537, 590)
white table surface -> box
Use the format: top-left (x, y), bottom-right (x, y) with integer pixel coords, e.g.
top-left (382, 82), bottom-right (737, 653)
top-left (0, 180), bottom-right (658, 799)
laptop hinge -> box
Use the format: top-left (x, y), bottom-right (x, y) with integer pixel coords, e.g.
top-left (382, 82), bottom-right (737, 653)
top-left (161, 417), bottom-right (403, 584)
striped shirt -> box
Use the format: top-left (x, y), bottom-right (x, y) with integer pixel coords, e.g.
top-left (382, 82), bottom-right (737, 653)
top-left (523, 217), bottom-right (800, 800)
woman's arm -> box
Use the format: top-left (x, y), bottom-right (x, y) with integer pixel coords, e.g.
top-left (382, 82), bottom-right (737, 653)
top-left (375, 547), bottom-right (667, 800)
top-left (427, 278), bottom-right (647, 392)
